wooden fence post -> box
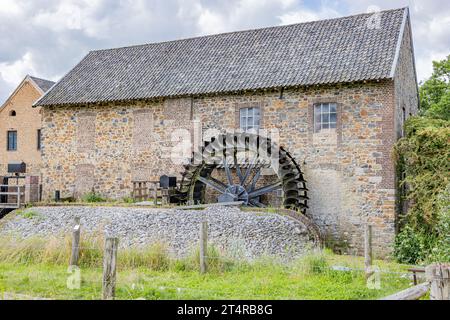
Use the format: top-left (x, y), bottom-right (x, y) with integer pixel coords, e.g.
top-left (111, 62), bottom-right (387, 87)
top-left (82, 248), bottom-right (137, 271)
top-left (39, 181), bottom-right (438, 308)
top-left (364, 224), bottom-right (373, 279)
top-left (153, 184), bottom-right (158, 206)
top-left (426, 263), bottom-right (450, 300)
top-left (199, 221), bottom-right (208, 274)
top-left (103, 237), bottom-right (119, 300)
top-left (70, 216), bottom-right (81, 266)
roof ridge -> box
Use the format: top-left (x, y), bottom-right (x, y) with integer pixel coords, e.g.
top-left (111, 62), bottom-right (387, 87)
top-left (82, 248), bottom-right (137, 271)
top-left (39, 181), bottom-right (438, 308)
top-left (89, 7), bottom-right (408, 54)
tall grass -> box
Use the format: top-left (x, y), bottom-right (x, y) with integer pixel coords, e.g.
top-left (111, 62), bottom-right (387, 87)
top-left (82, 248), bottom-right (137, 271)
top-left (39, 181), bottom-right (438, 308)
top-left (119, 242), bottom-right (170, 270)
top-left (0, 235), bottom-right (102, 267)
top-left (0, 235), bottom-right (370, 278)
top-left (297, 250), bottom-right (329, 274)
top-left (0, 235), bottom-right (241, 272)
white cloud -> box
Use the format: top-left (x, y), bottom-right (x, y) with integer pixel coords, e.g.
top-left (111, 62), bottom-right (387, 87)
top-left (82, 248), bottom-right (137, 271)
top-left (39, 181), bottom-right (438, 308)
top-left (195, 0), bottom-right (302, 35)
top-left (0, 52), bottom-right (37, 85)
top-left (0, 0), bottom-right (23, 16)
top-left (198, 9), bottom-right (227, 34)
top-left (0, 0), bottom-right (448, 104)
top-left (31, 0), bottom-right (113, 38)
top-left (279, 7), bottom-right (340, 24)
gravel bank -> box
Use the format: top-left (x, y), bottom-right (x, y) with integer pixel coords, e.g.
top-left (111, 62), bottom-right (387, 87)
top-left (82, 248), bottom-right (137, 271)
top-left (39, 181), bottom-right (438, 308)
top-left (0, 206), bottom-right (317, 260)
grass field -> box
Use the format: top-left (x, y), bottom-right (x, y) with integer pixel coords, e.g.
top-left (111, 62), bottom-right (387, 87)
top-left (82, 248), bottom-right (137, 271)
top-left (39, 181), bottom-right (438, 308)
top-left (0, 235), bottom-right (415, 300)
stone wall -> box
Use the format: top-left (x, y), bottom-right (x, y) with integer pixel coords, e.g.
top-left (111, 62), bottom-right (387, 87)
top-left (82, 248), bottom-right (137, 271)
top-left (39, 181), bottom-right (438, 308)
top-left (41, 98), bottom-right (191, 200)
top-left (41, 79), bottom-right (413, 257)
top-left (392, 19), bottom-right (420, 219)
top-left (393, 19), bottom-right (420, 139)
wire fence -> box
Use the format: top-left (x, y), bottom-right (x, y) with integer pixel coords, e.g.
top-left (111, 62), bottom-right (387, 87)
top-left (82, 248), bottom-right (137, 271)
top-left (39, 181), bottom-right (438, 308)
top-left (0, 218), bottom-right (433, 300)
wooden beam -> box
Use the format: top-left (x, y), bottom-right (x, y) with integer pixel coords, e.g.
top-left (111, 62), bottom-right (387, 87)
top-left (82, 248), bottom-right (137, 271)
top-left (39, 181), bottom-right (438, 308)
top-left (176, 201), bottom-right (243, 210)
top-left (380, 282), bottom-right (430, 300)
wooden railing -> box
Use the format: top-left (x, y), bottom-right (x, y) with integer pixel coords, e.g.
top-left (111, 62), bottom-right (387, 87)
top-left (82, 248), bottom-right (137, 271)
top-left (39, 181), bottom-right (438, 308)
top-left (131, 181), bottom-right (173, 204)
top-left (381, 281), bottom-right (431, 300)
top-left (0, 184), bottom-right (25, 208)
top-left (380, 263), bottom-right (449, 300)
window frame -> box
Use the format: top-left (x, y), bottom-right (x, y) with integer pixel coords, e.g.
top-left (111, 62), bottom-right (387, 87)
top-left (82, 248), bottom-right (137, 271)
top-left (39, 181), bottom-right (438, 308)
top-left (239, 106), bottom-right (261, 132)
top-left (314, 102), bottom-right (337, 133)
top-left (7, 130), bottom-right (17, 151)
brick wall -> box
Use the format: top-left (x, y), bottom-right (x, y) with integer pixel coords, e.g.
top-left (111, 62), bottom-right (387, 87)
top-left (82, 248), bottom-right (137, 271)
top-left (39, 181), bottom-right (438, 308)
top-left (0, 80), bottom-right (43, 176)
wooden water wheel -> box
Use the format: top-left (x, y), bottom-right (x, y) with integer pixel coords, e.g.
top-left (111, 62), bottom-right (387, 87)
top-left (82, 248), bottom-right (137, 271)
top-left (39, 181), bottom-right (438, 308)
top-left (176, 133), bottom-right (308, 213)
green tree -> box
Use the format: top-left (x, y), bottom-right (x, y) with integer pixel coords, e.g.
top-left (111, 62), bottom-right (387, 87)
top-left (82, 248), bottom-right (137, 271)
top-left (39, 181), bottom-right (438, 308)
top-left (393, 55), bottom-right (450, 264)
top-left (419, 55), bottom-right (450, 120)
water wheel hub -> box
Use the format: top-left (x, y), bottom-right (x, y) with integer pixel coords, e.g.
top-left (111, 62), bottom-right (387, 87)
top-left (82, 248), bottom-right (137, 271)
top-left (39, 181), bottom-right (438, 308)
top-left (218, 185), bottom-right (249, 204)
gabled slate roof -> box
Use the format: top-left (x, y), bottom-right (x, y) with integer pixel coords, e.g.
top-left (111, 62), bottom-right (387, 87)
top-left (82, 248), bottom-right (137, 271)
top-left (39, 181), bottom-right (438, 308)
top-left (0, 75), bottom-right (55, 111)
top-left (29, 76), bottom-right (55, 93)
top-left (36, 7), bottom-right (408, 107)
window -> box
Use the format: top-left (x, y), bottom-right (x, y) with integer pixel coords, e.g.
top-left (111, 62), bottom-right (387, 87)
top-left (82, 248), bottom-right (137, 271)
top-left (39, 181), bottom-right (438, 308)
top-left (314, 103), bottom-right (337, 132)
top-left (240, 107), bottom-right (260, 132)
top-left (9, 110), bottom-right (16, 116)
top-left (37, 129), bottom-right (41, 150)
top-left (7, 131), bottom-right (17, 151)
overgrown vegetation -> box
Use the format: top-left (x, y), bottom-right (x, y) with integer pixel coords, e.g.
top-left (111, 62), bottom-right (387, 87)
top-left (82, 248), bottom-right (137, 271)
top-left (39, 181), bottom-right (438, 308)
top-left (0, 234), bottom-right (235, 272)
top-left (0, 236), bottom-right (412, 300)
top-left (121, 197), bottom-right (136, 204)
top-left (81, 192), bottom-right (106, 203)
top-left (16, 209), bottom-right (41, 220)
top-left (393, 55), bottom-right (450, 264)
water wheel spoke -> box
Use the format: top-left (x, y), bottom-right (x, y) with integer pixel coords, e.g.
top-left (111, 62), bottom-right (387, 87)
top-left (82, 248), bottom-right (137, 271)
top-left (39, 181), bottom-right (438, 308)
top-left (249, 199), bottom-right (266, 208)
top-left (248, 168), bottom-right (261, 192)
top-left (197, 176), bottom-right (227, 193)
top-left (241, 153), bottom-right (258, 186)
top-left (248, 181), bottom-right (282, 199)
top-left (234, 153), bottom-right (244, 184)
top-left (223, 156), bottom-right (233, 186)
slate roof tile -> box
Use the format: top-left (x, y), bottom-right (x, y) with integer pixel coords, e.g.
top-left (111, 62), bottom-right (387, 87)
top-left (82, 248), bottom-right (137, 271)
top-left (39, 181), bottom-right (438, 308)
top-left (36, 8), bottom-right (407, 106)
top-left (29, 76), bottom-right (55, 93)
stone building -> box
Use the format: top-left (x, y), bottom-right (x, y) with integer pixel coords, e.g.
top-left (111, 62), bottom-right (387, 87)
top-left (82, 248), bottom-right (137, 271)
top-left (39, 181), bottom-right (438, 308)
top-left (0, 75), bottom-right (55, 176)
top-left (35, 8), bottom-right (418, 256)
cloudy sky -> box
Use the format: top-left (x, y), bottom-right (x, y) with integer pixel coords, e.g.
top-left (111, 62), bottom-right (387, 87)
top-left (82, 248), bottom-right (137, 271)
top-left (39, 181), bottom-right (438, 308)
top-left (0, 0), bottom-right (449, 104)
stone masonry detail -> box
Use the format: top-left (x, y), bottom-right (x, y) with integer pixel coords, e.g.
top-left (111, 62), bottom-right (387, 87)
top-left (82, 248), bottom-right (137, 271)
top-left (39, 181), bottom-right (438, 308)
top-left (40, 77), bottom-right (419, 257)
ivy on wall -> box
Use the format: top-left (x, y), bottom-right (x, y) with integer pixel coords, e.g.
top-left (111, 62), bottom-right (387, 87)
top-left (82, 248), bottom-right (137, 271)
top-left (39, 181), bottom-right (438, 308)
top-left (393, 117), bottom-right (450, 264)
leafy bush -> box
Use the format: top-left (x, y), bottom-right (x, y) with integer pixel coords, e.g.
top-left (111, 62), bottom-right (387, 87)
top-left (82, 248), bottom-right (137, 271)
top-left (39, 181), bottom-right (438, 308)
top-left (122, 197), bottom-right (136, 204)
top-left (426, 191), bottom-right (450, 263)
top-left (17, 209), bottom-right (41, 220)
top-left (393, 226), bottom-right (429, 264)
top-left (82, 192), bottom-right (106, 203)
top-left (393, 116), bottom-right (450, 264)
